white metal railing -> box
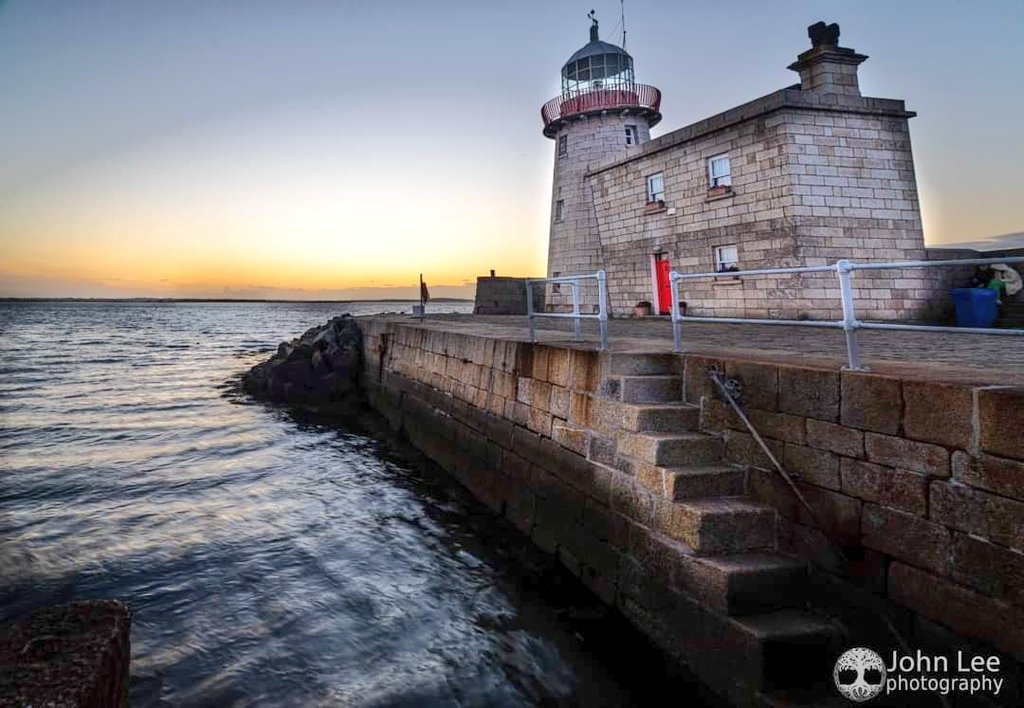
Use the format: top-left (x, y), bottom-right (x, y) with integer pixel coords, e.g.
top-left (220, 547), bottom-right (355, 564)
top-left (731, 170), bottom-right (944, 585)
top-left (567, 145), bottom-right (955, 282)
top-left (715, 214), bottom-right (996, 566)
top-left (525, 270), bottom-right (609, 350)
top-left (669, 257), bottom-right (1024, 371)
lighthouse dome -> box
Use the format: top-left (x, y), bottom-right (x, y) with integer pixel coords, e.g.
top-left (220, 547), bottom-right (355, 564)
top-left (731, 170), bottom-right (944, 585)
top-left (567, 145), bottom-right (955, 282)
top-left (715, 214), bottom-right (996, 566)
top-left (560, 20), bottom-right (635, 94)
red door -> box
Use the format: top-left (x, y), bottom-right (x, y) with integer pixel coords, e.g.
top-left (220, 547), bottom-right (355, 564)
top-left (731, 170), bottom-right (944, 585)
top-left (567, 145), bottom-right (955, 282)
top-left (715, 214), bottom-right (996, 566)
top-left (656, 258), bottom-right (672, 315)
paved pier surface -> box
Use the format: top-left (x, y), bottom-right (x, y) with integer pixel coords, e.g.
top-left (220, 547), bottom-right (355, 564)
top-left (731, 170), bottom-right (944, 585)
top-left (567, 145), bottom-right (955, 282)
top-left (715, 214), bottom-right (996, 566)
top-left (368, 314), bottom-right (1024, 385)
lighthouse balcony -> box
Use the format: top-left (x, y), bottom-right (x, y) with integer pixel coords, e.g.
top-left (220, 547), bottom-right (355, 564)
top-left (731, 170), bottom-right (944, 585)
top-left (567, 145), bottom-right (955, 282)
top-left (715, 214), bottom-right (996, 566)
top-left (541, 84), bottom-right (662, 137)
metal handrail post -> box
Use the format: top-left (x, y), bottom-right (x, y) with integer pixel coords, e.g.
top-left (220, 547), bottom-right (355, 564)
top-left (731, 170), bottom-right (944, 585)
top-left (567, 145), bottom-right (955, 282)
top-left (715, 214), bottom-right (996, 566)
top-left (669, 272), bottom-right (682, 352)
top-left (835, 259), bottom-right (864, 371)
top-left (596, 270), bottom-right (609, 350)
top-left (525, 278), bottom-right (537, 343)
top-left (571, 279), bottom-right (582, 341)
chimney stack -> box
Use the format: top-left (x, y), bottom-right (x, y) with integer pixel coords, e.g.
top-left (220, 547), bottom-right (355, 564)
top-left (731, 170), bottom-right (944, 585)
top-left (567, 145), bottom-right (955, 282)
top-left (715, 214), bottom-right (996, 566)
top-left (788, 22), bottom-right (868, 96)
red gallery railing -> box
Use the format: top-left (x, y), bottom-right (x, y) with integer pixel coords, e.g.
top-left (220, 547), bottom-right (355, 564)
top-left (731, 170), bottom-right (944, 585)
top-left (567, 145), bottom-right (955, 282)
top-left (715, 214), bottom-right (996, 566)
top-left (541, 84), bottom-right (662, 127)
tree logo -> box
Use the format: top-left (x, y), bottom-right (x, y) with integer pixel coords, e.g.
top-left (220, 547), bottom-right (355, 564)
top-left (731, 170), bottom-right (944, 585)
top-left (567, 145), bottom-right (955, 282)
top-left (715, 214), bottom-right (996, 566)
top-left (834, 647), bottom-right (887, 702)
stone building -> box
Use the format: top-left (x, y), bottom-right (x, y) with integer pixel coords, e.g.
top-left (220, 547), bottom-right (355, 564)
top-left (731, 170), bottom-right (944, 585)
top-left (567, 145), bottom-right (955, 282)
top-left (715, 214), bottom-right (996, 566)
top-left (542, 20), bottom-right (935, 320)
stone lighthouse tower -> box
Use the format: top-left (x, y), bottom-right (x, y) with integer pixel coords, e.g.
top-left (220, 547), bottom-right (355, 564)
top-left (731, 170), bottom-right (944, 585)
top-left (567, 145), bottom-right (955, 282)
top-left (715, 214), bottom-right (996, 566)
top-left (541, 15), bottom-right (661, 307)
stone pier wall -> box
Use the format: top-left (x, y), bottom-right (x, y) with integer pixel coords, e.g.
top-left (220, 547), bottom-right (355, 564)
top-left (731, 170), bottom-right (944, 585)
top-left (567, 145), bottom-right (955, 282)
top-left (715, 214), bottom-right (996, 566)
top-left (693, 355), bottom-right (1024, 661)
top-left (357, 319), bottom-right (1023, 703)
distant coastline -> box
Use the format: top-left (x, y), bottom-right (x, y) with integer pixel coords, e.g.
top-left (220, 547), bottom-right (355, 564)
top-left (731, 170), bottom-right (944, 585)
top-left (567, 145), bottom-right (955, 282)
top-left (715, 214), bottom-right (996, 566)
top-left (0, 297), bottom-right (473, 304)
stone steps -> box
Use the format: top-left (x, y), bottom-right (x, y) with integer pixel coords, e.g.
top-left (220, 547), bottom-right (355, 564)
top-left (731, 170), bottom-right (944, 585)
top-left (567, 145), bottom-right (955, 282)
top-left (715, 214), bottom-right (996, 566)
top-left (594, 353), bottom-right (841, 699)
top-left (603, 374), bottom-right (682, 403)
top-left (619, 401), bottom-right (700, 433)
top-left (616, 430), bottom-right (722, 466)
top-left (657, 496), bottom-right (777, 554)
top-left (639, 527), bottom-right (810, 616)
top-left (634, 459), bottom-right (747, 500)
top-left (604, 352), bottom-right (680, 376)
top-left (679, 550), bottom-right (810, 616)
top-left (620, 583), bottom-right (842, 699)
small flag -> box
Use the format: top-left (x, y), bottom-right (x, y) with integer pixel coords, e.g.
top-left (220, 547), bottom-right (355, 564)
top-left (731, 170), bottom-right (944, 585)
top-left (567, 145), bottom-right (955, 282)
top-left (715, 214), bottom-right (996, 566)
top-left (420, 279), bottom-right (430, 303)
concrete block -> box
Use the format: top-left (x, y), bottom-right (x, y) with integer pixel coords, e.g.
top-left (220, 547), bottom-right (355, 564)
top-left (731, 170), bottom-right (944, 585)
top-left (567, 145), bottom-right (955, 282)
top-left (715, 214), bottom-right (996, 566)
top-left (783, 443), bottom-right (841, 490)
top-left (655, 496), bottom-right (776, 554)
top-left (608, 475), bottom-right (657, 527)
top-left (865, 432), bottom-right (949, 478)
top-left (568, 349), bottom-right (600, 392)
top-left (617, 375), bottom-right (683, 404)
top-left (979, 387), bottom-right (1024, 461)
top-left (840, 372), bottom-right (901, 434)
top-left (605, 352), bottom-right (678, 376)
top-left (547, 347), bottom-right (571, 387)
top-left (616, 431), bottom-right (722, 467)
top-left (552, 423), bottom-right (589, 457)
top-left (877, 468), bottom-right (928, 516)
top-left (724, 360), bottom-right (779, 411)
top-left (683, 355), bottom-right (724, 405)
top-left (620, 402), bottom-right (700, 433)
top-left (888, 562), bottom-right (1024, 659)
top-left (805, 419), bottom-right (863, 458)
top-left (953, 451), bottom-right (1024, 501)
top-left (952, 533), bottom-right (1024, 606)
top-left (723, 429), bottom-right (784, 470)
top-left (568, 392), bottom-right (591, 427)
top-left (549, 385), bottom-right (570, 419)
top-left (0, 600), bottom-right (131, 708)
top-left (747, 409), bottom-right (806, 445)
top-left (778, 366), bottom-right (839, 421)
top-left (929, 480), bottom-right (988, 536)
top-left (582, 498), bottom-right (630, 549)
top-left (987, 493), bottom-right (1024, 551)
top-left (839, 458), bottom-right (884, 502)
top-left (903, 380), bottom-right (973, 449)
top-left (863, 504), bottom-right (951, 575)
top-left (529, 346), bottom-right (550, 382)
top-left (674, 551), bottom-right (809, 616)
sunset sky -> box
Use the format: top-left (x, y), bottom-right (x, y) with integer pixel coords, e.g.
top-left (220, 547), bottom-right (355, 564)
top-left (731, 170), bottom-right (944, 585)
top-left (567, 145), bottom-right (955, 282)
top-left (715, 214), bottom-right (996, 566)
top-left (2, 1), bottom-right (1022, 300)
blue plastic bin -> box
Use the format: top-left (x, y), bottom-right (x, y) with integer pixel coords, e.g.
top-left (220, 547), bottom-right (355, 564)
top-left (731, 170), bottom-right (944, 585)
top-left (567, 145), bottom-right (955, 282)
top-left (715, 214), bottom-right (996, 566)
top-left (950, 288), bottom-right (998, 328)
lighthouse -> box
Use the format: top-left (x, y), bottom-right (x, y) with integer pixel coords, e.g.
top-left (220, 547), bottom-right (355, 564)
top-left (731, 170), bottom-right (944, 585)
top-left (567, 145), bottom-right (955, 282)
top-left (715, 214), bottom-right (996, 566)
top-left (541, 14), bottom-right (662, 307)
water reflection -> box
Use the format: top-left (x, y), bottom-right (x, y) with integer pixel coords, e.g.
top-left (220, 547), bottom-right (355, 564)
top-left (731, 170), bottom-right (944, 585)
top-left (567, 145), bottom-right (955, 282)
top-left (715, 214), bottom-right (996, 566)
top-left (1, 302), bottom-right (723, 707)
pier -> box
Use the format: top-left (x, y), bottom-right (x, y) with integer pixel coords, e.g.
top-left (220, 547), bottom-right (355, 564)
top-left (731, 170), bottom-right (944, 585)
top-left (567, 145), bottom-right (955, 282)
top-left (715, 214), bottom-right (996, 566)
top-left (357, 313), bottom-right (1024, 706)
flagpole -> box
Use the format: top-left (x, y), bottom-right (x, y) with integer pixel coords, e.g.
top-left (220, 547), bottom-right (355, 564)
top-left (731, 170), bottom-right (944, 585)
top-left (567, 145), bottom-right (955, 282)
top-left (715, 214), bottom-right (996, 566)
top-left (419, 273), bottom-right (424, 319)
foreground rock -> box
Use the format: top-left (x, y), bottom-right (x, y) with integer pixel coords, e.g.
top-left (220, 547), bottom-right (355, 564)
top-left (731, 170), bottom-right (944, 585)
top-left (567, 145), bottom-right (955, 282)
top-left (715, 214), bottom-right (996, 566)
top-left (0, 600), bottom-right (131, 707)
top-left (242, 314), bottom-right (363, 408)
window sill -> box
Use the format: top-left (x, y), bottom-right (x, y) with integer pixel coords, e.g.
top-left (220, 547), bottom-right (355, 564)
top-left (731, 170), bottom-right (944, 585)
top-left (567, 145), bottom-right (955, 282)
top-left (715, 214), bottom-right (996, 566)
top-left (644, 201), bottom-right (667, 215)
top-left (705, 187), bottom-right (734, 202)
top-left (711, 276), bottom-right (742, 286)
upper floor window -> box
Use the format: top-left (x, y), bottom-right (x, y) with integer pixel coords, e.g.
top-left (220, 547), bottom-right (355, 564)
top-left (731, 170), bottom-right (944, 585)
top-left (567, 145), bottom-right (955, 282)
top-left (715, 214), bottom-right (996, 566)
top-left (625, 125), bottom-right (638, 146)
top-left (708, 154), bottom-right (731, 188)
top-left (646, 173), bottom-right (665, 203)
top-left (555, 199), bottom-right (565, 222)
top-left (558, 135), bottom-right (568, 158)
top-left (715, 244), bottom-right (740, 272)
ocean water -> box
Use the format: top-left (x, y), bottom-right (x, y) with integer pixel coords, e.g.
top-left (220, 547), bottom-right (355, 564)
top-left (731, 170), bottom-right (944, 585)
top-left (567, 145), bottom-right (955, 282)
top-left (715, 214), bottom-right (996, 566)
top-left (0, 301), bottom-right (720, 707)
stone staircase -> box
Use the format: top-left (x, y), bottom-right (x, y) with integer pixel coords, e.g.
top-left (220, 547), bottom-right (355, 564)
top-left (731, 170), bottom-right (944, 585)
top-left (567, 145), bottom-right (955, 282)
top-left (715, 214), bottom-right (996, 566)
top-left (584, 352), bottom-right (843, 703)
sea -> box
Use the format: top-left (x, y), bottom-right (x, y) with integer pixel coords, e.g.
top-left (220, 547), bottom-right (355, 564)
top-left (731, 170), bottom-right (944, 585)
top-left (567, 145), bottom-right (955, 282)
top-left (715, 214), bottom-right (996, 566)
top-left (0, 300), bottom-right (722, 707)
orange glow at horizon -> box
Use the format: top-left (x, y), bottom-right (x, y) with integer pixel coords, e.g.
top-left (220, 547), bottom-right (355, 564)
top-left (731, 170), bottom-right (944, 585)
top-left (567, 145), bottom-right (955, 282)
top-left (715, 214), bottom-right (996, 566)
top-left (0, 108), bottom-right (552, 298)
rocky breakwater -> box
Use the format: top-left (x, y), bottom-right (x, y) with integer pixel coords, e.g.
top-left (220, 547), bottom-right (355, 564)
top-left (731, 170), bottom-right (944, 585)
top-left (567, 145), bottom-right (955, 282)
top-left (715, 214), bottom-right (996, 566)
top-left (242, 315), bottom-right (364, 409)
top-left (0, 600), bottom-right (131, 707)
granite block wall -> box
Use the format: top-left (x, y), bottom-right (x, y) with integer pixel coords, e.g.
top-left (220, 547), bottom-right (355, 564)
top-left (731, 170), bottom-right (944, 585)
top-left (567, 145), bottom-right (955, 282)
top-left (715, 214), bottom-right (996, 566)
top-left (693, 355), bottom-right (1024, 663)
top-left (585, 89), bottom-right (936, 320)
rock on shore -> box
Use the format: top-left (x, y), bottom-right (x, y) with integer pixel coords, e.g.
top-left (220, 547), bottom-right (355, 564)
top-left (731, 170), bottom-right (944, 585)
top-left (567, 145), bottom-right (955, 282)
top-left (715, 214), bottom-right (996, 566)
top-left (242, 314), bottom-right (363, 407)
top-left (0, 600), bottom-right (131, 707)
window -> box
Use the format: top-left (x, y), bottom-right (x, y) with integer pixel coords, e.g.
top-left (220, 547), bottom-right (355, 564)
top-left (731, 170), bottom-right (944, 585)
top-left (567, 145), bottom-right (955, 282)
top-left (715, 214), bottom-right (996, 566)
top-left (625, 125), bottom-right (638, 146)
top-left (708, 153), bottom-right (731, 188)
top-left (714, 245), bottom-right (739, 272)
top-left (555, 200), bottom-right (565, 222)
top-left (558, 135), bottom-right (568, 158)
top-left (646, 173), bottom-right (665, 203)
